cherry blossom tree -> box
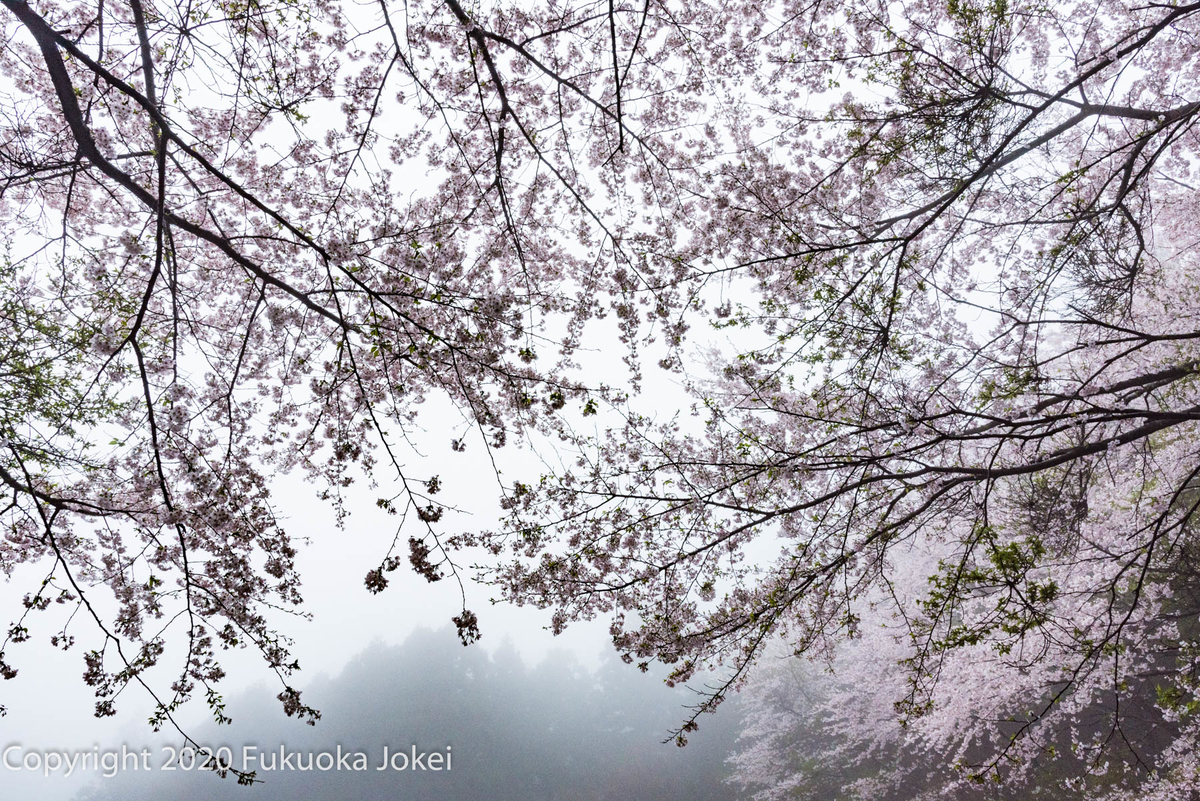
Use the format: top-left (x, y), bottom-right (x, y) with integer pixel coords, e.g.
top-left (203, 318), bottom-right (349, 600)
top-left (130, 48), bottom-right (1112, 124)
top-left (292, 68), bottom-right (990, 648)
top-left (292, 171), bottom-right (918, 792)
top-left (0, 0), bottom-right (643, 752)
top-left (728, 552), bottom-right (1198, 800)
top-left (454, 0), bottom-right (1200, 793)
top-left (2, 0), bottom-right (1200, 794)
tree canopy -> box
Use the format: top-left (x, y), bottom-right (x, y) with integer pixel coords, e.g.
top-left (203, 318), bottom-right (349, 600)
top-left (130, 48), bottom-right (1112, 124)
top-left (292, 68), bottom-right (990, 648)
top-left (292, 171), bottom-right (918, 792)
top-left (2, 0), bottom-right (1200, 795)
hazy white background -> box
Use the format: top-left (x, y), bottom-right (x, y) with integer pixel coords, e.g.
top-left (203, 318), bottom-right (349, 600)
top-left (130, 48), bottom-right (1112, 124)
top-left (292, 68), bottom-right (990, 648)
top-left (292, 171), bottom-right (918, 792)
top-left (0, 441), bottom-right (613, 800)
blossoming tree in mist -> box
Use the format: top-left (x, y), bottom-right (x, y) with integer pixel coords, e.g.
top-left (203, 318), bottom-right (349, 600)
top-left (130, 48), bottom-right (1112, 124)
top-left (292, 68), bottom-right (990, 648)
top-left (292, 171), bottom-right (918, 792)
top-left (1, 0), bottom-right (1199, 794)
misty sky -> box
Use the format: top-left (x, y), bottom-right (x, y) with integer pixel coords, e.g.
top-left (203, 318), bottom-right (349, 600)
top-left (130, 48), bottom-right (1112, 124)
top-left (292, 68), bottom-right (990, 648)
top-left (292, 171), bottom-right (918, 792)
top-left (25, 626), bottom-right (740, 801)
top-left (1, 449), bottom-right (743, 801)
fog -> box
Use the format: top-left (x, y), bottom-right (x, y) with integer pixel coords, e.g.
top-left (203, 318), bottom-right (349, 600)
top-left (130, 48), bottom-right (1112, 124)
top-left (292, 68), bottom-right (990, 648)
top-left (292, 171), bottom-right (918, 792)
top-left (61, 626), bottom-right (740, 801)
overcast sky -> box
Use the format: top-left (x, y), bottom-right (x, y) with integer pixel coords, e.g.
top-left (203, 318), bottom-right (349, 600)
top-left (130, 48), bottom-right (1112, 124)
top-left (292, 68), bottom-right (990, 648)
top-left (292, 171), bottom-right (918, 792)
top-left (0, 442), bottom-right (653, 801)
top-left (57, 624), bottom-right (741, 801)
